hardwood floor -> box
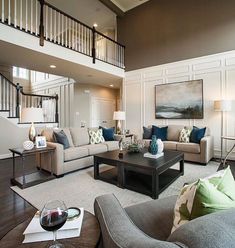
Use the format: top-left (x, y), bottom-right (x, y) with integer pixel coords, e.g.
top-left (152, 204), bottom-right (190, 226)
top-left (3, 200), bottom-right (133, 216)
top-left (0, 156), bottom-right (36, 239)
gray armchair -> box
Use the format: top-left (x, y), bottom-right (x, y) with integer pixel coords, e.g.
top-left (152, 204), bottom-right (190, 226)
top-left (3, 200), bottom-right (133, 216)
top-left (94, 194), bottom-right (235, 248)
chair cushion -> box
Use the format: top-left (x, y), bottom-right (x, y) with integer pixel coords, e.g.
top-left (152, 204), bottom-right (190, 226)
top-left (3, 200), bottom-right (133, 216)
top-left (53, 130), bottom-right (70, 149)
top-left (152, 125), bottom-right (168, 141)
top-left (104, 141), bottom-right (119, 151)
top-left (125, 196), bottom-right (177, 241)
top-left (83, 144), bottom-right (107, 155)
top-left (163, 141), bottom-right (178, 150)
top-left (64, 147), bottom-right (89, 162)
top-left (177, 142), bottom-right (200, 154)
top-left (70, 127), bottom-right (89, 146)
top-left (99, 126), bottom-right (115, 141)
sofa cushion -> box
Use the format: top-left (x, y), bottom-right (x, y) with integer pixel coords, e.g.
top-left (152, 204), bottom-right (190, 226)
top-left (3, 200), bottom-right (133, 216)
top-left (83, 144), bottom-right (107, 155)
top-left (177, 142), bottom-right (200, 154)
top-left (64, 147), bottom-right (89, 162)
top-left (70, 127), bottom-right (89, 146)
top-left (104, 141), bottom-right (119, 151)
top-left (89, 129), bottom-right (105, 144)
top-left (143, 126), bottom-right (152, 139)
top-left (99, 126), bottom-right (115, 141)
top-left (53, 130), bottom-right (70, 149)
top-left (190, 126), bottom-right (206, 144)
top-left (167, 125), bottom-right (184, 141)
top-left (163, 141), bottom-right (178, 150)
top-left (152, 125), bottom-right (168, 141)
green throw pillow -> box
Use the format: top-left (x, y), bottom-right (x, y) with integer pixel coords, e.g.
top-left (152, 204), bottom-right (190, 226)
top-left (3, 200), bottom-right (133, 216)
top-left (172, 166), bottom-right (235, 233)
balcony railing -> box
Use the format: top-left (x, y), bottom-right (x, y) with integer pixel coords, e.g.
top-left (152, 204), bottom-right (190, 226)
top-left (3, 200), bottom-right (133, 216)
top-left (0, 0), bottom-right (125, 69)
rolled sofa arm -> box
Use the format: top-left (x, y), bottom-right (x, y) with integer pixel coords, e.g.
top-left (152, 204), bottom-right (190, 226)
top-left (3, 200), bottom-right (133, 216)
top-left (94, 194), bottom-right (179, 248)
top-left (39, 142), bottom-right (64, 176)
top-left (200, 135), bottom-right (214, 164)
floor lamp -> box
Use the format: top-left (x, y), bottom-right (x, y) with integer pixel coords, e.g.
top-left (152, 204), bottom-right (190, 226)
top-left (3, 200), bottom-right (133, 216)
top-left (214, 100), bottom-right (232, 160)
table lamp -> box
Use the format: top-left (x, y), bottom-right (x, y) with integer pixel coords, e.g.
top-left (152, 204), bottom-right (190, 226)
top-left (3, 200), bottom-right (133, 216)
top-left (21, 107), bottom-right (44, 142)
top-left (214, 100), bottom-right (232, 159)
top-left (113, 111), bottom-right (125, 134)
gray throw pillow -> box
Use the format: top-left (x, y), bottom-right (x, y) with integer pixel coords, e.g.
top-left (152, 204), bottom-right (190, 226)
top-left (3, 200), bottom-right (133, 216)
top-left (143, 126), bottom-right (152, 139)
top-left (53, 130), bottom-right (70, 149)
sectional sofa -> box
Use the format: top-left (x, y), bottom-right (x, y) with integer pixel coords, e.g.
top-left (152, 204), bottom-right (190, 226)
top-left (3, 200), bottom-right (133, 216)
top-left (40, 128), bottom-right (119, 176)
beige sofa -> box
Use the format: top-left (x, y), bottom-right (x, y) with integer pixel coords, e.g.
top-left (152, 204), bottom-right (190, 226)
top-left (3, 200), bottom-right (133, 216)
top-left (144, 125), bottom-right (214, 164)
top-left (40, 127), bottom-right (119, 176)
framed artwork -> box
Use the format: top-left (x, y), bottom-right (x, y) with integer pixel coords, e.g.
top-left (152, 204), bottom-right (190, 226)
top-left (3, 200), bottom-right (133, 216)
top-left (155, 79), bottom-right (203, 119)
top-left (35, 136), bottom-right (47, 148)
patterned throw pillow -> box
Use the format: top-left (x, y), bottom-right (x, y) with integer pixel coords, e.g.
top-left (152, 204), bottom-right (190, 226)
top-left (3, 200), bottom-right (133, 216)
top-left (89, 129), bottom-right (105, 144)
top-left (179, 127), bottom-right (192, 143)
top-left (172, 166), bottom-right (235, 233)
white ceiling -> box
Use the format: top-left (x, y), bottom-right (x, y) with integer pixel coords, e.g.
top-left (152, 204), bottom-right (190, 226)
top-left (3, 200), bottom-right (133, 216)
top-left (111, 0), bottom-right (149, 12)
top-left (47, 0), bottom-right (117, 32)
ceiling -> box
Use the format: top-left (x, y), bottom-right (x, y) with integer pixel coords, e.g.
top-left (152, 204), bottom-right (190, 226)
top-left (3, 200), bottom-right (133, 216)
top-left (0, 40), bottom-right (122, 88)
top-left (47, 0), bottom-right (117, 32)
top-left (111, 0), bottom-right (150, 12)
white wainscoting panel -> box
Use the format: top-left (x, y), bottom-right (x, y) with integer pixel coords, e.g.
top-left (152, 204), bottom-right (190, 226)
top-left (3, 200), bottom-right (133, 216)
top-left (124, 50), bottom-right (235, 158)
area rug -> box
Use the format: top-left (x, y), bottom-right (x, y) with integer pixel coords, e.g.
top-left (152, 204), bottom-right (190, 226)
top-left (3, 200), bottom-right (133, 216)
top-left (11, 161), bottom-right (219, 213)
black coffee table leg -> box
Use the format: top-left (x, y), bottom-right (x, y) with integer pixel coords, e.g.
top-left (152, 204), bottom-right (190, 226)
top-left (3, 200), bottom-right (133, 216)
top-left (94, 157), bottom-right (99, 179)
top-left (180, 159), bottom-right (184, 176)
top-left (152, 171), bottom-right (159, 199)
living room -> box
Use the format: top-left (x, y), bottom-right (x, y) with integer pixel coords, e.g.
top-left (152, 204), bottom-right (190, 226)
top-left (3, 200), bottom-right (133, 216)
top-left (1, 0), bottom-right (235, 247)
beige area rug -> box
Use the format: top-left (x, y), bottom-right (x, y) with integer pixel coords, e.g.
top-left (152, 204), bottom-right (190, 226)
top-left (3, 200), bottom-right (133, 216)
top-left (12, 161), bottom-right (219, 213)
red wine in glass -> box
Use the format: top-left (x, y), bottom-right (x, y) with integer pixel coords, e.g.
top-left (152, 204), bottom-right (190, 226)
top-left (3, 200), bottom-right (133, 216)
top-left (40, 200), bottom-right (68, 248)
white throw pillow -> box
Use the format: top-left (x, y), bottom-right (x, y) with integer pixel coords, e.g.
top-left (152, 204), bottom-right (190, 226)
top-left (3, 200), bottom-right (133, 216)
top-left (179, 127), bottom-right (192, 143)
top-left (89, 129), bottom-right (105, 144)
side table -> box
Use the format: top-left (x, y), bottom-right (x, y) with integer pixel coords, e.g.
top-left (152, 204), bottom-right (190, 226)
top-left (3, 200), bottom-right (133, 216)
top-left (221, 136), bottom-right (235, 168)
top-left (0, 210), bottom-right (100, 248)
top-left (10, 147), bottom-right (56, 189)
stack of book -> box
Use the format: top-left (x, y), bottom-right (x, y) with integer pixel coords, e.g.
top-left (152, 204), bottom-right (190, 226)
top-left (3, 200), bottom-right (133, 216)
top-left (23, 208), bottom-right (84, 243)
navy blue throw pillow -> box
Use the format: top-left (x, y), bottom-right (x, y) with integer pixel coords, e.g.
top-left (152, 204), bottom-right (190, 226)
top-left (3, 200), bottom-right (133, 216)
top-left (53, 130), bottom-right (70, 149)
top-left (190, 126), bottom-right (206, 144)
top-left (152, 126), bottom-right (168, 141)
top-left (143, 126), bottom-right (152, 139)
top-left (99, 126), bottom-right (115, 141)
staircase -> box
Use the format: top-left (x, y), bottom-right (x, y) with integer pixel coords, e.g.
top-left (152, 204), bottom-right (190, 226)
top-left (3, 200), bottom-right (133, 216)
top-left (0, 72), bottom-right (59, 125)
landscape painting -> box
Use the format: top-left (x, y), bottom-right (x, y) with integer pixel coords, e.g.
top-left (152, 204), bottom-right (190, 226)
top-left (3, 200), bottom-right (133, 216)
top-left (155, 80), bottom-right (203, 119)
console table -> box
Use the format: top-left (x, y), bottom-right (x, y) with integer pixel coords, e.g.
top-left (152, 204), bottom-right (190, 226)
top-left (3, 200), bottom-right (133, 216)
top-left (10, 147), bottom-right (55, 189)
top-left (221, 136), bottom-right (235, 168)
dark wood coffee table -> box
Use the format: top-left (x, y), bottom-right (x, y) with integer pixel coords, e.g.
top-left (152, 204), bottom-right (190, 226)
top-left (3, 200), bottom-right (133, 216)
top-left (0, 210), bottom-right (100, 248)
top-left (94, 150), bottom-right (184, 199)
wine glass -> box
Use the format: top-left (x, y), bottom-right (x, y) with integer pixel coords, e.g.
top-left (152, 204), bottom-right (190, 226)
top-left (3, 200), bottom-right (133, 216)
top-left (40, 200), bottom-right (68, 248)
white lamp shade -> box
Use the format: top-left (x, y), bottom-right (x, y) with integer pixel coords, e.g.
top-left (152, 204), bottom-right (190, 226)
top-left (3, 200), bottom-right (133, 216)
top-left (21, 107), bottom-right (44, 123)
top-left (113, 111), bottom-right (125, 121)
top-left (214, 100), bottom-right (232, 112)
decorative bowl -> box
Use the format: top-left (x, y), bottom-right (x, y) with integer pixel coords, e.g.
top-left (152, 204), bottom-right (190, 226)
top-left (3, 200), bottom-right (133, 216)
top-left (23, 140), bottom-right (34, 150)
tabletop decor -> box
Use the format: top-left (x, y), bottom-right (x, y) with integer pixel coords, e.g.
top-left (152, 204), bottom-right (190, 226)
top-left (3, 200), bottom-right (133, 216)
top-left (23, 140), bottom-right (34, 150)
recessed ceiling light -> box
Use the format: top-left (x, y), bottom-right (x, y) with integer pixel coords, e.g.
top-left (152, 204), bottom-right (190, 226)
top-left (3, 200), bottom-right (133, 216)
top-left (50, 65), bottom-right (56, 68)
top-left (93, 23), bottom-right (98, 28)
top-left (110, 84), bottom-right (114, 87)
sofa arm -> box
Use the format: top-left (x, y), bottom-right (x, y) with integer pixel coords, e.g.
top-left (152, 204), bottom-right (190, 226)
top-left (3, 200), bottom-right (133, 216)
top-left (39, 142), bottom-right (64, 176)
top-left (94, 194), bottom-right (179, 248)
top-left (200, 136), bottom-right (214, 164)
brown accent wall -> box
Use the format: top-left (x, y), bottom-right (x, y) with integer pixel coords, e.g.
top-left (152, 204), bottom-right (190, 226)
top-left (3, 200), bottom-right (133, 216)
top-left (117, 0), bottom-right (235, 71)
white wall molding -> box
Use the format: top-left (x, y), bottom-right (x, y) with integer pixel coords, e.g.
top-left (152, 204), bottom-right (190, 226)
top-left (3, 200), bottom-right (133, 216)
top-left (124, 50), bottom-right (235, 159)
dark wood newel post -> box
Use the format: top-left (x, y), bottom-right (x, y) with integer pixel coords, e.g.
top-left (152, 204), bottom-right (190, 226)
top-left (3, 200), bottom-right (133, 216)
top-left (16, 83), bottom-right (21, 118)
top-left (55, 94), bottom-right (59, 124)
top-left (92, 27), bottom-right (96, 64)
top-left (39, 0), bottom-right (45, 46)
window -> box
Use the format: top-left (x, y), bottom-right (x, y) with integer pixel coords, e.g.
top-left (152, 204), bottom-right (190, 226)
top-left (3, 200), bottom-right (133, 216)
top-left (13, 66), bottom-right (29, 79)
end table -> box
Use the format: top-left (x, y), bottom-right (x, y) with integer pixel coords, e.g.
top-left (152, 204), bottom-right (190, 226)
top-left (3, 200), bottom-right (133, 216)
top-left (10, 146), bottom-right (56, 189)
